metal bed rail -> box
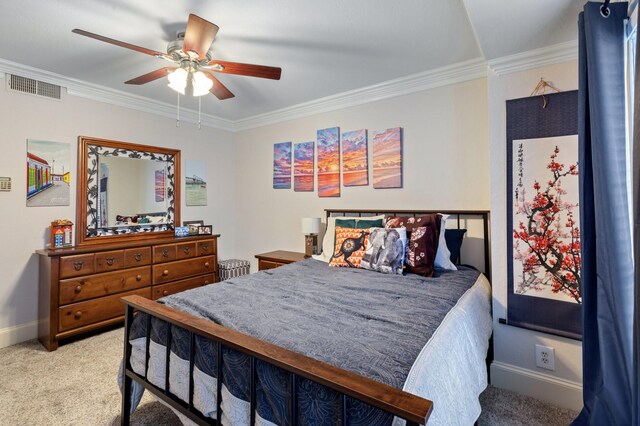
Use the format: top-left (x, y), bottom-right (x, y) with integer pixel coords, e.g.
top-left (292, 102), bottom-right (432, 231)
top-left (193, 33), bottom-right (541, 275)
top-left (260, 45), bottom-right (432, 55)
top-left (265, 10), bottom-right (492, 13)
top-left (120, 295), bottom-right (433, 426)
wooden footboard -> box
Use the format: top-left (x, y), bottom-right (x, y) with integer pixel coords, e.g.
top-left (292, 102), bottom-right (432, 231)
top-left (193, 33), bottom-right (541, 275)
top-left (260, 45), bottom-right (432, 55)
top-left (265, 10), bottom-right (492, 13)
top-left (120, 295), bottom-right (433, 426)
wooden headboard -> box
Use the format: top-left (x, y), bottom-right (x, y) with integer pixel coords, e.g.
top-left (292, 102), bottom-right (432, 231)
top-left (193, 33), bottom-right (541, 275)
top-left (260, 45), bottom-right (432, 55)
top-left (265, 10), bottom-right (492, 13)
top-left (325, 209), bottom-right (491, 281)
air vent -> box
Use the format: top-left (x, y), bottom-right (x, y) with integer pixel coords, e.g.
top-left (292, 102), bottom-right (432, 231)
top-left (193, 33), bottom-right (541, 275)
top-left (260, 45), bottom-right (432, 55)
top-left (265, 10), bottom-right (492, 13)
top-left (8, 74), bottom-right (61, 100)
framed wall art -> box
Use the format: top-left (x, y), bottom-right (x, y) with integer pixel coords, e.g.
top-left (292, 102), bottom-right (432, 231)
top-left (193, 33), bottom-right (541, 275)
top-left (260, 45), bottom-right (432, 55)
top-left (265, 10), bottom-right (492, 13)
top-left (26, 140), bottom-right (70, 206)
top-left (293, 142), bottom-right (314, 192)
top-left (317, 127), bottom-right (340, 197)
top-left (372, 127), bottom-right (402, 189)
top-left (273, 142), bottom-right (292, 189)
top-left (506, 90), bottom-right (582, 340)
top-left (186, 159), bottom-right (207, 206)
top-left (342, 129), bottom-right (368, 186)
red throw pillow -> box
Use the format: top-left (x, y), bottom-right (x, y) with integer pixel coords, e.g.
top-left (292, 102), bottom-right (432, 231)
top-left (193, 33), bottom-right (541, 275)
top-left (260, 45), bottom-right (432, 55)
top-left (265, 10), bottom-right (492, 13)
top-left (329, 226), bottom-right (370, 268)
top-left (385, 215), bottom-right (441, 276)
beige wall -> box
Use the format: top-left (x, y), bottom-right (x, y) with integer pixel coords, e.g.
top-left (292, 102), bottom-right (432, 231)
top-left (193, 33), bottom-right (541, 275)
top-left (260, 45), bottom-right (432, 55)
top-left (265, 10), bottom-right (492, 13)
top-left (233, 78), bottom-right (490, 270)
top-left (0, 81), bottom-right (236, 346)
top-left (0, 60), bottom-right (585, 411)
top-left (488, 60), bottom-right (583, 410)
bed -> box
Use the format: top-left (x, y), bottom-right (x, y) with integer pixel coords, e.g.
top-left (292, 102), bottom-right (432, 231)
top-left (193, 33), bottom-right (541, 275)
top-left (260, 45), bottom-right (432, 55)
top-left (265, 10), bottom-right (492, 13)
top-left (120, 209), bottom-right (492, 426)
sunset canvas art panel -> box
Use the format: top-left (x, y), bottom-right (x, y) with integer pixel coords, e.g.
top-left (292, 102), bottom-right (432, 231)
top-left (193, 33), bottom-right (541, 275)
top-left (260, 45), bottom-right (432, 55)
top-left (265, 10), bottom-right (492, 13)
top-left (342, 129), bottom-right (368, 186)
top-left (372, 127), bottom-right (402, 189)
top-left (317, 127), bottom-right (340, 197)
top-left (273, 142), bottom-right (292, 189)
top-left (294, 142), bottom-right (314, 192)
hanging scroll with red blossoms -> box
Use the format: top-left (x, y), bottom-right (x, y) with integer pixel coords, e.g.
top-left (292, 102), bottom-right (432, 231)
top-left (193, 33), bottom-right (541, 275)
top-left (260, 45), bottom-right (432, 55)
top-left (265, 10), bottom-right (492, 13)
top-left (512, 137), bottom-right (581, 304)
top-left (506, 90), bottom-right (582, 340)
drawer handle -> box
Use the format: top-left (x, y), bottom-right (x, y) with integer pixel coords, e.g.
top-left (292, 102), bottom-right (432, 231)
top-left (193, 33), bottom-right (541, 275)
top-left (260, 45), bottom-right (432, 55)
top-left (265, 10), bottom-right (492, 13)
top-left (163, 290), bottom-right (169, 296)
top-left (162, 270), bottom-right (169, 276)
top-left (105, 257), bottom-right (115, 266)
top-left (162, 249), bottom-right (169, 258)
top-left (134, 253), bottom-right (142, 262)
top-left (74, 285), bottom-right (82, 293)
top-left (202, 244), bottom-right (209, 250)
top-left (205, 262), bottom-right (210, 268)
top-left (136, 274), bottom-right (142, 281)
top-left (183, 247), bottom-right (190, 254)
top-left (74, 311), bottom-right (82, 320)
top-left (204, 280), bottom-right (209, 285)
top-left (73, 261), bottom-right (84, 271)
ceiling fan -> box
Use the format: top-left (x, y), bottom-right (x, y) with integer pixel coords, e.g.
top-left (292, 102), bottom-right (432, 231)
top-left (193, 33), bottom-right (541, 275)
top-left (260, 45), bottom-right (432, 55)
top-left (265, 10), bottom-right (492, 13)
top-left (72, 14), bottom-right (282, 100)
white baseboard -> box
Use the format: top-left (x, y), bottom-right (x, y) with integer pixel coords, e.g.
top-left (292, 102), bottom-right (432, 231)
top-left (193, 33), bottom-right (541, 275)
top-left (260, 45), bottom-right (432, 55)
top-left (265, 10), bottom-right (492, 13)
top-left (0, 321), bottom-right (38, 349)
top-left (490, 361), bottom-right (583, 411)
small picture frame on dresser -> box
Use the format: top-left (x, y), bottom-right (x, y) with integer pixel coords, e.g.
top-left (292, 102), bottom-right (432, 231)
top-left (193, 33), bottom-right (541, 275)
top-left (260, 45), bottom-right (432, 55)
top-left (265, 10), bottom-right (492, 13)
top-left (198, 225), bottom-right (212, 235)
top-left (183, 220), bottom-right (204, 235)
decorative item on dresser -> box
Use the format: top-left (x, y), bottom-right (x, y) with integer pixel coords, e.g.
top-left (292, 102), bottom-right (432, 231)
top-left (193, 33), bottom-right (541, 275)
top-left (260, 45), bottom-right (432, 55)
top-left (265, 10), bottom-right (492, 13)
top-left (36, 234), bottom-right (219, 351)
top-left (255, 250), bottom-right (307, 270)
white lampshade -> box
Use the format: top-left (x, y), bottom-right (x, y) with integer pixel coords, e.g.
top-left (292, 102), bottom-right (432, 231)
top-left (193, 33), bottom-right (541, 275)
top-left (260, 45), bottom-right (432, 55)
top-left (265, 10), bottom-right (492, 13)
top-left (301, 217), bottom-right (321, 235)
top-left (167, 68), bottom-right (188, 95)
top-left (192, 71), bottom-right (213, 96)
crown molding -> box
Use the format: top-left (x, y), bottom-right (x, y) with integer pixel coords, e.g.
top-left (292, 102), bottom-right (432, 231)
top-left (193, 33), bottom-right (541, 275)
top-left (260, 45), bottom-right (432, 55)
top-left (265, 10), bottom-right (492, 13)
top-left (0, 41), bottom-right (577, 133)
top-left (0, 58), bottom-right (235, 131)
top-left (487, 40), bottom-right (578, 76)
top-left (233, 58), bottom-right (488, 131)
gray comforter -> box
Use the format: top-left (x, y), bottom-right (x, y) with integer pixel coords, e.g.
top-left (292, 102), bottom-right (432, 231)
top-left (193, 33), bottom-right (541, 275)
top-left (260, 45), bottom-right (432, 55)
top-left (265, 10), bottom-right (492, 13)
top-left (130, 259), bottom-right (481, 425)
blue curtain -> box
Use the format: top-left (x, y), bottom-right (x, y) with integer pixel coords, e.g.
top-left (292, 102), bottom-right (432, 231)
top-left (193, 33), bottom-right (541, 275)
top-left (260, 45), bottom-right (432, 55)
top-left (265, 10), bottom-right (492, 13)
top-left (634, 1), bottom-right (640, 424)
top-left (575, 2), bottom-right (635, 425)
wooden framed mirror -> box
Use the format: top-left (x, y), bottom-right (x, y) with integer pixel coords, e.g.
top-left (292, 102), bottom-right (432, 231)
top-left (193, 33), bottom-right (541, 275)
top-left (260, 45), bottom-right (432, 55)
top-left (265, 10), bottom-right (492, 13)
top-left (76, 136), bottom-right (181, 246)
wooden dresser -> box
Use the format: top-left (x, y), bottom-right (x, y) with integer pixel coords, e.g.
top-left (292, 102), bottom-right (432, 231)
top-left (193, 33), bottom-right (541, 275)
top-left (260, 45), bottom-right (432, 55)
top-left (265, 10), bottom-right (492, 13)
top-left (37, 235), bottom-right (219, 351)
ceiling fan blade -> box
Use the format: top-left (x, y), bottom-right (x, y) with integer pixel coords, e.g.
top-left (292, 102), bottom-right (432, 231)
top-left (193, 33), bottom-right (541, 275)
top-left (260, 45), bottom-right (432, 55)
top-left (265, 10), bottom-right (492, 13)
top-left (125, 67), bottom-right (175, 85)
top-left (182, 14), bottom-right (219, 60)
top-left (204, 72), bottom-right (235, 100)
top-left (72, 29), bottom-right (164, 57)
top-left (208, 60), bottom-right (282, 80)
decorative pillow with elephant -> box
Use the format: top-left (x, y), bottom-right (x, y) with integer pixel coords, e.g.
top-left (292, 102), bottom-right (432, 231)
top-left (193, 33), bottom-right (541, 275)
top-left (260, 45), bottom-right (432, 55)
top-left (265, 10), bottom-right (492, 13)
top-left (360, 227), bottom-right (408, 275)
top-left (329, 226), bottom-right (371, 268)
top-left (385, 214), bottom-right (441, 277)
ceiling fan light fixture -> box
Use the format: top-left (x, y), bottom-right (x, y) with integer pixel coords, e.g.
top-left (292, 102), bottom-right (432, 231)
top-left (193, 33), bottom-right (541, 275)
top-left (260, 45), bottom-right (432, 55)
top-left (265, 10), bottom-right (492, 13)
top-left (192, 71), bottom-right (213, 96)
top-left (167, 67), bottom-right (188, 95)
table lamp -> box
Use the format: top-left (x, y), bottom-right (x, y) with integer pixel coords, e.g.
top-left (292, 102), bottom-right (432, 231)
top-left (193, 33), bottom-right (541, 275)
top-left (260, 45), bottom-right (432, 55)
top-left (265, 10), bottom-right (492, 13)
top-left (301, 217), bottom-right (321, 257)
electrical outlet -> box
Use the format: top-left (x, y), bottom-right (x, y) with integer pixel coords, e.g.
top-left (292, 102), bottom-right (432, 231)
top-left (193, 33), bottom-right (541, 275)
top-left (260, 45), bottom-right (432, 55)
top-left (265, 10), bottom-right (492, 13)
top-left (535, 344), bottom-right (555, 371)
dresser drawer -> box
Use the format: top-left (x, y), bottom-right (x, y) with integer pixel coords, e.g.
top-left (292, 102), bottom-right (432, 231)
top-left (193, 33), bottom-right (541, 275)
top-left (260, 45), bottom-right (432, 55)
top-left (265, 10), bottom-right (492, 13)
top-left (58, 287), bottom-right (151, 332)
top-left (176, 242), bottom-right (197, 260)
top-left (152, 255), bottom-right (216, 284)
top-left (95, 250), bottom-right (124, 273)
top-left (153, 244), bottom-right (177, 263)
top-left (152, 274), bottom-right (216, 300)
top-left (59, 266), bottom-right (151, 305)
top-left (124, 247), bottom-right (151, 268)
top-left (258, 260), bottom-right (284, 271)
top-left (198, 239), bottom-right (216, 256)
top-left (60, 254), bottom-right (95, 279)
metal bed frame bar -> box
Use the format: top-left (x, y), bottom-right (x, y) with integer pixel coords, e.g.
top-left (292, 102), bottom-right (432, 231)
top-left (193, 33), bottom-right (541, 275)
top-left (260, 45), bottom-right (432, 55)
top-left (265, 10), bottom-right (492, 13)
top-left (120, 297), bottom-right (430, 425)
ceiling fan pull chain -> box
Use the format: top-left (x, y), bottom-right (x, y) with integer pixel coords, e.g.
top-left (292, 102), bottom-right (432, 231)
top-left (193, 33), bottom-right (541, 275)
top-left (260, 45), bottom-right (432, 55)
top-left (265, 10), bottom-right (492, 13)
top-left (176, 92), bottom-right (180, 127)
top-left (198, 97), bottom-right (202, 130)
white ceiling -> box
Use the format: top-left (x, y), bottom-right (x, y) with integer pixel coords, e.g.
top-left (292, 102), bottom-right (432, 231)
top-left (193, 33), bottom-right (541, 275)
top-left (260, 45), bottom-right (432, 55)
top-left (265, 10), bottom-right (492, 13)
top-left (0, 0), bottom-right (582, 122)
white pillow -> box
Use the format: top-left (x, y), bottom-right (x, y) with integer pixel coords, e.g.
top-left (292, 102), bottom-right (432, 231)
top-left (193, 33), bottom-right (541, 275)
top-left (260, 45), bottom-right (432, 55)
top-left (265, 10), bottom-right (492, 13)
top-left (434, 214), bottom-right (457, 270)
top-left (313, 214), bottom-right (386, 263)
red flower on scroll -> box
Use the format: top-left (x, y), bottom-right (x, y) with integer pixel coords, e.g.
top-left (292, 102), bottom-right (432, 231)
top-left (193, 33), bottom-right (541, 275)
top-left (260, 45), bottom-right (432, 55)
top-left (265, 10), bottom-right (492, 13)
top-left (513, 146), bottom-right (581, 303)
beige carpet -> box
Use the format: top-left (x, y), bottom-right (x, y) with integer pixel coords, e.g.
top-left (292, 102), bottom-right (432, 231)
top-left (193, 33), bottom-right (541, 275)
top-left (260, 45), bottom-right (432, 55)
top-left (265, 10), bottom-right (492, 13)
top-left (0, 328), bottom-right (578, 425)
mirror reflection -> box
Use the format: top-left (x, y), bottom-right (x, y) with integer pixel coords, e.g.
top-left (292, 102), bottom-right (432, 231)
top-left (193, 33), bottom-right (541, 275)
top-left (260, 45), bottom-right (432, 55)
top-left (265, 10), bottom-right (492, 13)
top-left (97, 156), bottom-right (168, 227)
top-left (76, 136), bottom-right (180, 245)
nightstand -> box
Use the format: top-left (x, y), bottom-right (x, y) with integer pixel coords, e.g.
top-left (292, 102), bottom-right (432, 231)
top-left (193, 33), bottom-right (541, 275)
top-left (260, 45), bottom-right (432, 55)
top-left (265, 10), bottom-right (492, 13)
top-left (255, 250), bottom-right (307, 271)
